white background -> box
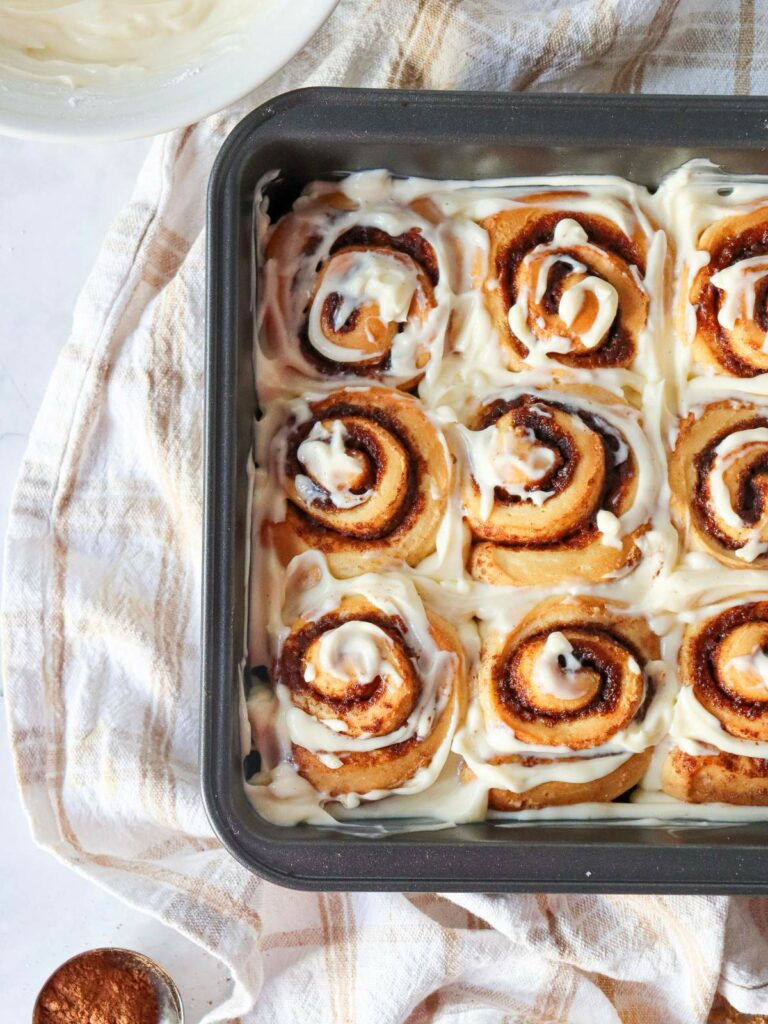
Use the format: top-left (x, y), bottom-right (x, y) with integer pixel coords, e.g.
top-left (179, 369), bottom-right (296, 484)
top-left (0, 137), bottom-right (232, 1021)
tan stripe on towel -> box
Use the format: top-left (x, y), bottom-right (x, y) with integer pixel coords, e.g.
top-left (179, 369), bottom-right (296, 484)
top-left (736, 0), bottom-right (756, 94)
top-left (610, 0), bottom-right (680, 93)
top-left (515, 9), bottom-right (572, 91)
top-left (388, 0), bottom-right (459, 90)
top-left (142, 227), bottom-right (190, 290)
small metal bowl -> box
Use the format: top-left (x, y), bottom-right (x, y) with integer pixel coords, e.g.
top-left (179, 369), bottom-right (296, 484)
top-left (32, 947), bottom-right (184, 1024)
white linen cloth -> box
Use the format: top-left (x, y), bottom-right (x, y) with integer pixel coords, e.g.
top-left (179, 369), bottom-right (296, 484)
top-left (5, 2), bottom-right (768, 1021)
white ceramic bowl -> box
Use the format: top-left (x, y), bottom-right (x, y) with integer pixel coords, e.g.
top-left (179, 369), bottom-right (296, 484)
top-left (0, 0), bottom-right (338, 142)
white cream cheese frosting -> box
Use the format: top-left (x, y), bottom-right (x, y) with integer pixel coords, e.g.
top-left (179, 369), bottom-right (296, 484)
top-left (295, 420), bottom-right (372, 510)
top-left (711, 257), bottom-right (768, 342)
top-left (455, 420), bottom-right (557, 521)
top-left (532, 632), bottom-right (602, 700)
top-left (0, 0), bottom-right (255, 84)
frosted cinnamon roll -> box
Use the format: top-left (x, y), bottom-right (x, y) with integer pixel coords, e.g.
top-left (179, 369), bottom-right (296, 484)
top-left (663, 598), bottom-right (768, 804)
top-left (268, 553), bottom-right (467, 802)
top-left (683, 208), bottom-right (768, 378)
top-left (262, 386), bottom-right (451, 578)
top-left (455, 384), bottom-right (657, 586)
top-left (456, 598), bottom-right (669, 810)
top-left (480, 188), bottom-right (665, 372)
top-left (669, 399), bottom-right (768, 567)
top-left (259, 179), bottom-right (451, 391)
top-left (659, 163), bottom-right (768, 380)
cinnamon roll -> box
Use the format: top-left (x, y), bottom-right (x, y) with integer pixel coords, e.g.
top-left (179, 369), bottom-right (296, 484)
top-left (683, 207), bottom-right (768, 378)
top-left (662, 164), bottom-right (768, 380)
top-left (259, 180), bottom-right (450, 391)
top-left (271, 552), bottom-right (467, 801)
top-left (455, 597), bottom-right (668, 810)
top-left (263, 386), bottom-right (451, 578)
top-left (480, 188), bottom-right (664, 371)
top-left (662, 598), bottom-right (768, 804)
top-left (456, 384), bottom-right (657, 586)
top-left (669, 399), bottom-right (768, 567)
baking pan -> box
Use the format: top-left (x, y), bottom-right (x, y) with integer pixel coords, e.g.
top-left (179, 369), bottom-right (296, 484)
top-left (203, 87), bottom-right (768, 892)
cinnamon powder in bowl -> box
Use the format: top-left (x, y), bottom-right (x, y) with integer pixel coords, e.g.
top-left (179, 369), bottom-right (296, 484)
top-left (33, 948), bottom-right (183, 1024)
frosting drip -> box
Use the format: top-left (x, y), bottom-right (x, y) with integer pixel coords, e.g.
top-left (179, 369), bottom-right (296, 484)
top-left (508, 219), bottom-right (621, 360)
top-left (726, 645), bottom-right (768, 698)
top-left (458, 420), bottom-right (557, 521)
top-left (531, 632), bottom-right (593, 700)
top-left (305, 620), bottom-right (402, 690)
top-left (711, 257), bottom-right (768, 348)
top-left (308, 249), bottom-right (421, 365)
top-left (454, 384), bottom-right (655, 588)
top-left (485, 200), bottom-right (654, 373)
top-left (704, 427), bottom-right (768, 561)
top-left (296, 420), bottom-right (372, 511)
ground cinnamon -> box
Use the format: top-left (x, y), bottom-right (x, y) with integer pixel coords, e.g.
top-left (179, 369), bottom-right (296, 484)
top-left (34, 950), bottom-right (159, 1024)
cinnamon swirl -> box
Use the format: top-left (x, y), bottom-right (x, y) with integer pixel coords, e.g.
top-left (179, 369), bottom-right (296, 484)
top-left (455, 597), bottom-right (669, 810)
top-left (456, 384), bottom-right (657, 586)
top-left (480, 187), bottom-right (665, 373)
top-left (263, 386), bottom-right (451, 578)
top-left (663, 598), bottom-right (768, 804)
top-left (268, 552), bottom-right (467, 802)
top-left (669, 398), bottom-right (768, 567)
top-left (662, 163), bottom-right (768, 381)
top-left (259, 179), bottom-right (451, 393)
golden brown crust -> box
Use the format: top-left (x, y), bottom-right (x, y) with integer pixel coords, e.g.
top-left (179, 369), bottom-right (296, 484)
top-left (662, 747), bottom-right (768, 805)
top-left (280, 598), bottom-right (467, 796)
top-left (485, 749), bottom-right (653, 811)
top-left (481, 195), bottom-right (653, 371)
top-left (268, 387), bottom-right (450, 578)
top-left (669, 400), bottom-right (768, 569)
top-left (465, 386), bottom-right (647, 586)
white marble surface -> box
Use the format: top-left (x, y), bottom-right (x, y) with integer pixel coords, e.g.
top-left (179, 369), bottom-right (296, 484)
top-left (0, 138), bottom-right (231, 1020)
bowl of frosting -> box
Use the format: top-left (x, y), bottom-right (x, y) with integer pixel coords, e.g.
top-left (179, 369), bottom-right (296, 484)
top-left (0, 0), bottom-right (339, 141)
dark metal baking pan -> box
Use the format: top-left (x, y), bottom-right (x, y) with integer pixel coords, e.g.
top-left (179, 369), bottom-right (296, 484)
top-left (203, 87), bottom-right (768, 892)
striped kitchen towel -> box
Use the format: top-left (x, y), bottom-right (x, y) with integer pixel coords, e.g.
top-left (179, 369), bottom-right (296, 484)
top-left (5, 1), bottom-right (768, 1021)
